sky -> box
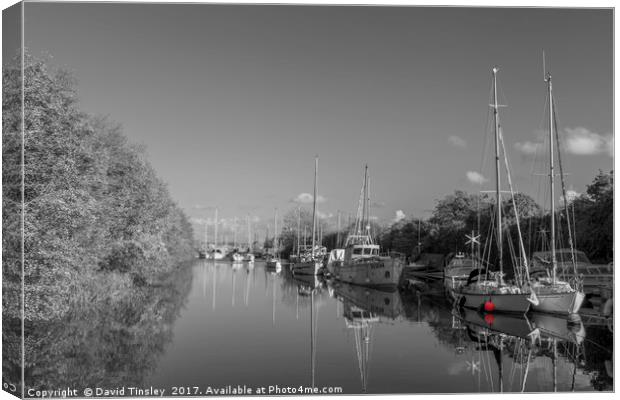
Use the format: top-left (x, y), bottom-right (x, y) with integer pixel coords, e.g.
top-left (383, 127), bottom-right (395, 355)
top-left (19, 2), bottom-right (613, 240)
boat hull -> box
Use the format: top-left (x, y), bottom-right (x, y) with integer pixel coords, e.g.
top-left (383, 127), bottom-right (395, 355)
top-left (443, 276), bottom-right (469, 298)
top-left (265, 260), bottom-right (282, 273)
top-left (328, 257), bottom-right (403, 290)
top-left (458, 291), bottom-right (530, 314)
top-left (530, 290), bottom-right (585, 315)
top-left (291, 260), bottom-right (323, 276)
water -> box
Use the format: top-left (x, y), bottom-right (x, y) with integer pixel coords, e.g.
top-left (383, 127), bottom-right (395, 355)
top-left (15, 260), bottom-right (613, 396)
top-left (144, 260), bottom-right (612, 394)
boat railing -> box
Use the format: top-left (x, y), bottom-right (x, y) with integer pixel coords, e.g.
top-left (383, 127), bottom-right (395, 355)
top-left (380, 251), bottom-right (406, 260)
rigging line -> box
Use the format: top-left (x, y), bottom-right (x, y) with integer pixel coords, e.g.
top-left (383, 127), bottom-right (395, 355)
top-left (355, 167), bottom-right (365, 236)
top-left (498, 126), bottom-right (530, 282)
top-left (551, 97), bottom-right (578, 277)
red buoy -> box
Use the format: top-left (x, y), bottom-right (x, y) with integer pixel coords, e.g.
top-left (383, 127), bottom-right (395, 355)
top-left (484, 313), bottom-right (495, 325)
top-left (484, 300), bottom-right (495, 312)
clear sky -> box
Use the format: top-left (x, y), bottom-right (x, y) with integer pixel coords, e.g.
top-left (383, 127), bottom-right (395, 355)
top-left (21, 3), bottom-right (613, 239)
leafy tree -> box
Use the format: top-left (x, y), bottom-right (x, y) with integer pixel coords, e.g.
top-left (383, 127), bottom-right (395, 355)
top-left (2, 54), bottom-right (194, 322)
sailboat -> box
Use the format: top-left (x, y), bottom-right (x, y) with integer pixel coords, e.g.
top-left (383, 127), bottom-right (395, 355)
top-left (209, 207), bottom-right (226, 260)
top-left (528, 65), bottom-right (585, 315)
top-left (265, 208), bottom-right (282, 273)
top-left (327, 165), bottom-right (404, 290)
top-left (243, 215), bottom-right (255, 263)
top-left (292, 157), bottom-right (324, 276)
top-left (456, 67), bottom-right (531, 314)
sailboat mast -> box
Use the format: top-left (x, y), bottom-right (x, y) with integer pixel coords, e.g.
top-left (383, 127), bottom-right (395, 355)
top-left (546, 71), bottom-right (557, 284)
top-left (297, 206), bottom-right (301, 259)
top-left (274, 208), bottom-right (278, 257)
top-left (247, 214), bottom-right (251, 251)
top-left (492, 66), bottom-right (503, 278)
top-left (336, 210), bottom-right (341, 248)
top-left (310, 289), bottom-right (315, 388)
top-left (214, 207), bottom-right (219, 247)
top-left (204, 219), bottom-right (208, 248)
top-left (311, 156), bottom-right (318, 258)
top-left (233, 217), bottom-right (237, 248)
top-left (363, 165), bottom-right (369, 234)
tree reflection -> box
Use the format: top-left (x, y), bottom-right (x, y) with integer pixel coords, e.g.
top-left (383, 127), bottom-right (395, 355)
top-left (3, 264), bottom-right (193, 395)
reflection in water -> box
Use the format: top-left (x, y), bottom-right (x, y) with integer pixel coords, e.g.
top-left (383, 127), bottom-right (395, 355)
top-left (3, 264), bottom-right (194, 395)
top-left (328, 281), bottom-right (404, 392)
top-left (7, 260), bottom-right (612, 395)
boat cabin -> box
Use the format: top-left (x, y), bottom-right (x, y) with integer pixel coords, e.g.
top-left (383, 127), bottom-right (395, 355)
top-left (344, 234), bottom-right (380, 262)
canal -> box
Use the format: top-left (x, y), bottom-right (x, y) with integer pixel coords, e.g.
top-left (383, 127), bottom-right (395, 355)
top-left (13, 259), bottom-right (613, 396)
top-left (142, 260), bottom-right (612, 394)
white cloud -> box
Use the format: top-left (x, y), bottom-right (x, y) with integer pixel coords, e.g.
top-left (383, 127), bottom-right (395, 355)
top-left (448, 135), bottom-right (467, 148)
top-left (564, 127), bottom-right (613, 156)
top-left (514, 140), bottom-right (541, 156)
top-left (317, 211), bottom-right (334, 219)
top-left (291, 192), bottom-right (327, 204)
top-left (560, 190), bottom-right (580, 206)
top-left (466, 171), bottom-right (487, 185)
top-left (392, 210), bottom-right (406, 223)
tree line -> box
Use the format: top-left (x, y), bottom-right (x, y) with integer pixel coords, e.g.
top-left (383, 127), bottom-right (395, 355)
top-left (377, 170), bottom-right (613, 265)
top-left (3, 55), bottom-right (194, 322)
top-left (270, 170), bottom-right (612, 267)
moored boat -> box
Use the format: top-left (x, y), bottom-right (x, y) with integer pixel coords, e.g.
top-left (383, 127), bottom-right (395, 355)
top-left (265, 208), bottom-right (282, 273)
top-left (292, 157), bottom-right (325, 276)
top-left (327, 165), bottom-right (404, 290)
top-left (527, 66), bottom-right (585, 315)
top-left (444, 252), bottom-right (477, 296)
top-left (455, 66), bottom-right (530, 314)
top-left (231, 252), bottom-right (244, 263)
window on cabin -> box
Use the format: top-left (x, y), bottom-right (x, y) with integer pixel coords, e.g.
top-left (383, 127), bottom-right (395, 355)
top-left (363, 248), bottom-right (373, 255)
top-left (353, 248), bottom-right (363, 255)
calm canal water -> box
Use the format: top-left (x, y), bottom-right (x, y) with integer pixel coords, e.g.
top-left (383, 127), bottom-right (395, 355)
top-left (142, 260), bottom-right (612, 394)
top-left (13, 259), bottom-right (612, 397)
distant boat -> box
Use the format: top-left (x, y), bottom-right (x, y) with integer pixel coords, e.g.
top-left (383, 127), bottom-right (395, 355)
top-left (531, 249), bottom-right (611, 298)
top-left (210, 247), bottom-right (226, 260)
top-left (292, 157), bottom-right (324, 276)
top-left (198, 249), bottom-right (207, 259)
top-left (264, 254), bottom-right (282, 273)
top-left (243, 215), bottom-right (255, 263)
top-left (326, 165), bottom-right (404, 290)
top-left (455, 67), bottom-right (530, 314)
top-left (527, 66), bottom-right (585, 315)
top-left (231, 252), bottom-right (244, 263)
top-left (444, 252), bottom-right (478, 296)
top-left (265, 208), bottom-right (282, 273)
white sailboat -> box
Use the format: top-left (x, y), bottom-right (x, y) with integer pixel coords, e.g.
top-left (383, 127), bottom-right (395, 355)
top-left (456, 67), bottom-right (531, 314)
top-left (292, 156), bottom-right (324, 276)
top-left (208, 207), bottom-right (226, 260)
top-left (265, 208), bottom-right (282, 273)
top-left (327, 165), bottom-right (404, 289)
top-left (528, 65), bottom-right (585, 315)
top-left (243, 214), bottom-right (255, 263)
